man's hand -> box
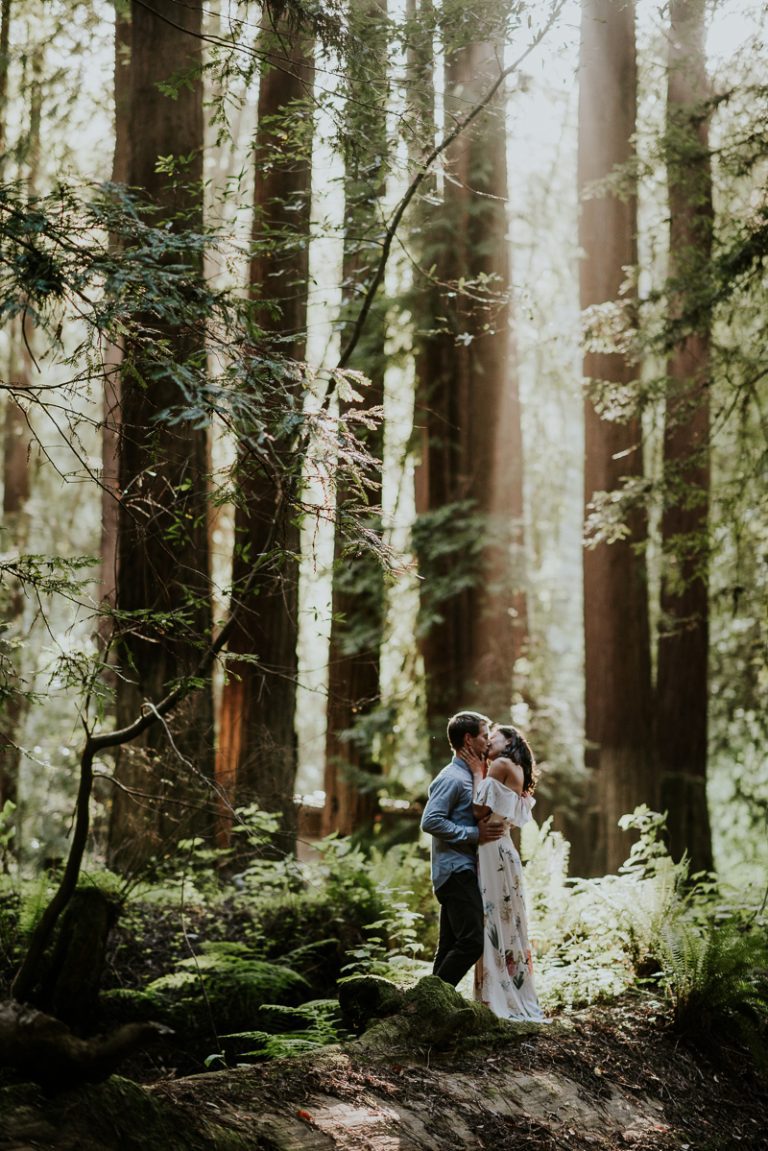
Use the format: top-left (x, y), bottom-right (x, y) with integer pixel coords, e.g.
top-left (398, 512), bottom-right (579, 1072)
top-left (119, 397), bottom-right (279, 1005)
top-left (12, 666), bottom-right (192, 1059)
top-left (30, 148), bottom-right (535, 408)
top-left (477, 817), bottom-right (504, 844)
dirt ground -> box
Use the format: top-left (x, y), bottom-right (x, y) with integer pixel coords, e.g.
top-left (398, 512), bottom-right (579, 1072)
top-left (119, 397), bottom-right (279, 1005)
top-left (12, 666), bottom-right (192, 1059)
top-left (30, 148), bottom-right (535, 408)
top-left (1, 990), bottom-right (765, 1151)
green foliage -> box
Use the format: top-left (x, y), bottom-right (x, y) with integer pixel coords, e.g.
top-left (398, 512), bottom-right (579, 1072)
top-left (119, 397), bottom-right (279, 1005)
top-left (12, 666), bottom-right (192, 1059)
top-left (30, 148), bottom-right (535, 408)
top-left (340, 892), bottom-right (424, 984)
top-left (411, 500), bottom-right (483, 635)
top-left (0, 879), bottom-right (22, 989)
top-left (522, 803), bottom-right (768, 1071)
top-left (145, 940), bottom-right (308, 1037)
top-left (0, 801), bottom-right (17, 868)
top-left (235, 837), bottom-right (387, 990)
top-left (656, 915), bottom-right (768, 1064)
top-left (221, 999), bottom-right (347, 1061)
top-left (524, 809), bottom-right (690, 1011)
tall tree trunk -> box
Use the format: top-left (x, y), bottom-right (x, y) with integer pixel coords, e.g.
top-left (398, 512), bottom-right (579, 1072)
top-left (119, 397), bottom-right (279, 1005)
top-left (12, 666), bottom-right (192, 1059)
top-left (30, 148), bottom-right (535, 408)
top-left (0, 0), bottom-right (10, 182)
top-left (99, 1), bottom-right (131, 631)
top-left (656, 0), bottom-right (713, 873)
top-left (0, 23), bottom-right (38, 839)
top-left (578, 0), bottom-right (653, 875)
top-left (322, 0), bottom-right (388, 838)
top-left (0, 316), bottom-right (32, 821)
top-left (108, 0), bottom-right (214, 872)
top-left (414, 26), bottom-right (525, 763)
top-left (216, 19), bottom-right (313, 854)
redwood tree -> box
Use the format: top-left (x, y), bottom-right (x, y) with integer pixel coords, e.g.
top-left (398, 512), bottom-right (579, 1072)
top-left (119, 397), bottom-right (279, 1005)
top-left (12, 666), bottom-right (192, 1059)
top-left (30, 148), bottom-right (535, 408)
top-left (216, 17), bottom-right (314, 853)
top-left (656, 0), bottom-right (714, 872)
top-left (414, 14), bottom-right (526, 762)
top-left (578, 0), bottom-right (653, 874)
top-left (0, 15), bottom-right (38, 827)
top-left (322, 0), bottom-right (388, 837)
top-left (107, 0), bottom-right (214, 871)
top-left (98, 0), bottom-right (130, 628)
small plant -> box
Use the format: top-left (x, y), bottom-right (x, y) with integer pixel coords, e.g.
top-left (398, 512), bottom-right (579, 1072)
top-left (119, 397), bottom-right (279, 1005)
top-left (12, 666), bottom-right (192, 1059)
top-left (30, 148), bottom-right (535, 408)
top-left (341, 894), bottom-right (425, 983)
top-left (146, 940), bottom-right (308, 1037)
top-left (0, 800), bottom-right (16, 872)
top-left (524, 809), bottom-right (690, 1010)
top-left (222, 999), bottom-right (347, 1061)
top-left (657, 914), bottom-right (768, 1064)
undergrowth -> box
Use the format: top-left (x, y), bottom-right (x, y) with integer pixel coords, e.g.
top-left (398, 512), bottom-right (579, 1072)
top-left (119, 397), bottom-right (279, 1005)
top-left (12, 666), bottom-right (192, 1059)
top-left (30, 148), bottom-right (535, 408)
top-left (2, 801), bottom-right (766, 1074)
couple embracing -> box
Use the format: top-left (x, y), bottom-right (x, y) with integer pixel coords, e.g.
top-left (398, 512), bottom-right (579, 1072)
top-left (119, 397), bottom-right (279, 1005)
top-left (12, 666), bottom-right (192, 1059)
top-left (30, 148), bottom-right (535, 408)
top-left (420, 710), bottom-right (547, 1023)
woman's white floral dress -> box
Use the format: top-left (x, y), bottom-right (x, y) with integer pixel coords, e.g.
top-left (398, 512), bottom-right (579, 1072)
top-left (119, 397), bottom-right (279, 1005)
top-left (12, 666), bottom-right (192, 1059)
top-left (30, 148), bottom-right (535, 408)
top-left (473, 776), bottom-right (547, 1022)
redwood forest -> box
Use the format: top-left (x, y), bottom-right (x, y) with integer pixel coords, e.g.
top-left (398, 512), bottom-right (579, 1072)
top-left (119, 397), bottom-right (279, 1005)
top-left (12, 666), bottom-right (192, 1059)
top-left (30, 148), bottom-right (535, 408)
top-left (0, 0), bottom-right (766, 1147)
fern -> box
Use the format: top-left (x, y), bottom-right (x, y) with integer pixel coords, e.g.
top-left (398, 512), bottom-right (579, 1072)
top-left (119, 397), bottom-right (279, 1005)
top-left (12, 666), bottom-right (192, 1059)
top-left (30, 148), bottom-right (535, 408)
top-left (658, 916), bottom-right (768, 1064)
top-left (222, 999), bottom-right (345, 1060)
top-left (146, 940), bottom-right (308, 1036)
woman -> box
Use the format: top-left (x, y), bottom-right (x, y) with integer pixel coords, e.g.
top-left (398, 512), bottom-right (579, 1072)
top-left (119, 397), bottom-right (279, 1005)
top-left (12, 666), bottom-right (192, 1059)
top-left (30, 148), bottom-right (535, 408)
top-left (465, 724), bottom-right (547, 1022)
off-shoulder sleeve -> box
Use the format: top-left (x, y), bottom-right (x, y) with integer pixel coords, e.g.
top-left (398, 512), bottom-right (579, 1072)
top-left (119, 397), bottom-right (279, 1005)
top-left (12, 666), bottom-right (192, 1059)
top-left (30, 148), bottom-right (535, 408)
top-left (474, 776), bottom-right (535, 828)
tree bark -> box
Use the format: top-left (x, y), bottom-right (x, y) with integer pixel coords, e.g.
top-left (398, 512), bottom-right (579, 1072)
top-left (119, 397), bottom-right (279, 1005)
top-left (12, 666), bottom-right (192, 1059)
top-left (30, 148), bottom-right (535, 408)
top-left (657, 0), bottom-right (713, 873)
top-left (578, 0), bottom-right (653, 874)
top-left (0, 20), bottom-right (37, 837)
top-left (98, 2), bottom-right (131, 632)
top-left (414, 25), bottom-right (526, 764)
top-left (216, 17), bottom-right (313, 854)
top-left (34, 888), bottom-right (119, 1029)
top-left (323, 0), bottom-right (388, 838)
top-left (0, 0), bottom-right (10, 182)
top-left (108, 0), bottom-right (215, 872)
top-left (0, 314), bottom-right (31, 821)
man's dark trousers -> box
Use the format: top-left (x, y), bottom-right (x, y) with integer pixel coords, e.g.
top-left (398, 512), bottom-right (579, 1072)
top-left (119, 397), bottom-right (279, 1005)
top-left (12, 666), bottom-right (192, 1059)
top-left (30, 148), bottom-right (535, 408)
top-left (432, 869), bottom-right (484, 986)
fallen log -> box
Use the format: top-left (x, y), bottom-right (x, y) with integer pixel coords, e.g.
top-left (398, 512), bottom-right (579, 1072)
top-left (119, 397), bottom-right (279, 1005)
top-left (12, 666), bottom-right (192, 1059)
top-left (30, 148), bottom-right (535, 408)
top-left (0, 999), bottom-right (172, 1091)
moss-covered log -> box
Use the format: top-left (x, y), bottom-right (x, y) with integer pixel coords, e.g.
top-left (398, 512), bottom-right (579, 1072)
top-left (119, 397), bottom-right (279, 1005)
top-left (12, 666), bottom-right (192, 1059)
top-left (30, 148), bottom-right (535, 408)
top-left (0, 1000), bottom-right (171, 1091)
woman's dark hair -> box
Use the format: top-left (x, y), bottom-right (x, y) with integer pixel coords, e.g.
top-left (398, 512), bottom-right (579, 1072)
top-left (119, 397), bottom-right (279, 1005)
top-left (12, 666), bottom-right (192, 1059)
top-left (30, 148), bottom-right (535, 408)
top-left (495, 724), bottom-right (538, 793)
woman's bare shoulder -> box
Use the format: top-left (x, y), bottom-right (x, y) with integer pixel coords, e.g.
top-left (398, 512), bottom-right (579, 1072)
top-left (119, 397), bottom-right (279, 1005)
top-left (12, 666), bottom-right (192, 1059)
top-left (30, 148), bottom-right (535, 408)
top-left (487, 757), bottom-right (524, 793)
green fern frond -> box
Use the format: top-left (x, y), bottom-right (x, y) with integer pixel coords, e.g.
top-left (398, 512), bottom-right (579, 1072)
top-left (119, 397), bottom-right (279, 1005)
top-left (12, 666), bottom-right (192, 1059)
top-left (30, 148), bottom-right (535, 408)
top-left (658, 917), bottom-right (768, 1064)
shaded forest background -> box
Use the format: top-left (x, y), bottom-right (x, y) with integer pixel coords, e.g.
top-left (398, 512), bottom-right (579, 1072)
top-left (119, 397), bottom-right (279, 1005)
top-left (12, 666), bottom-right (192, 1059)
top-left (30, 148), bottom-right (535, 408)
top-left (0, 0), bottom-right (766, 1087)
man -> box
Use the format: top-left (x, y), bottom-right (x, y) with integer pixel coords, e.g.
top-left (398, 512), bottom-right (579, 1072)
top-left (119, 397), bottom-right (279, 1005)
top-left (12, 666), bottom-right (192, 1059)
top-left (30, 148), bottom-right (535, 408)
top-left (420, 710), bottom-right (504, 987)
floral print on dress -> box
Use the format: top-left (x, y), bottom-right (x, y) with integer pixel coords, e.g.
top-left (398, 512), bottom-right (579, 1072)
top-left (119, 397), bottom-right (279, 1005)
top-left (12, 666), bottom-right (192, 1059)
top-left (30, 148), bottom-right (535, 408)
top-left (472, 777), bottom-right (547, 1023)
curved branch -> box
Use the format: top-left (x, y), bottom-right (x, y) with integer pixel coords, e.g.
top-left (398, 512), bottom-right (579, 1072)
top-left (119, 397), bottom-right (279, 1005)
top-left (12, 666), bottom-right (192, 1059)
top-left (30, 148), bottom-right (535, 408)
top-left (11, 508), bottom-right (286, 1003)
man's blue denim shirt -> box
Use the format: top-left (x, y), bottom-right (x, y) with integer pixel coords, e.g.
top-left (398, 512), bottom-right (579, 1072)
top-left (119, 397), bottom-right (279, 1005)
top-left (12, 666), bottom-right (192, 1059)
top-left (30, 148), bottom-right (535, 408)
top-left (420, 755), bottom-right (479, 892)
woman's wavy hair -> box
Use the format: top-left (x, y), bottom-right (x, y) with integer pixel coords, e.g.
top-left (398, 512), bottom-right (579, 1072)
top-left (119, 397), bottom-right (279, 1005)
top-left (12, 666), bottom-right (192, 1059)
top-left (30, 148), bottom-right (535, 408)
top-left (495, 724), bottom-right (538, 794)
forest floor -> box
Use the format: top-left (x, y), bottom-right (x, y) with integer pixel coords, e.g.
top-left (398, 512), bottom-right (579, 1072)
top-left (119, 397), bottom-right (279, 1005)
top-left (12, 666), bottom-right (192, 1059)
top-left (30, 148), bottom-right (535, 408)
top-left (2, 988), bottom-right (766, 1151)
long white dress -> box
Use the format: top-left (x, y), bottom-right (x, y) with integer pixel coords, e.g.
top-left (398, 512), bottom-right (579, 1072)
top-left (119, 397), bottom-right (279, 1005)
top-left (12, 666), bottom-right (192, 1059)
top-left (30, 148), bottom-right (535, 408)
top-left (473, 776), bottom-right (547, 1022)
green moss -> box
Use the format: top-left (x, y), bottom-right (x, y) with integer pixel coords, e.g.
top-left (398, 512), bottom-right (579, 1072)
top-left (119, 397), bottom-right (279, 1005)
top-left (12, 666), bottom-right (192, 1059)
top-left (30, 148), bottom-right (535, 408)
top-left (338, 973), bottom-right (405, 1033)
top-left (100, 946), bottom-right (310, 1070)
top-left (0, 1076), bottom-right (208, 1151)
top-left (347, 975), bottom-right (539, 1059)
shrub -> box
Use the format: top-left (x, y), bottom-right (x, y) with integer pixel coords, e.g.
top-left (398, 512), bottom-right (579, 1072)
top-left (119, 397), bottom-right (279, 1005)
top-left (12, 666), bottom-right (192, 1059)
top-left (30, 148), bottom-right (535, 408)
top-left (524, 809), bottom-right (691, 1010)
top-left (657, 914), bottom-right (768, 1064)
top-left (145, 940), bottom-right (308, 1037)
top-left (236, 836), bottom-right (389, 990)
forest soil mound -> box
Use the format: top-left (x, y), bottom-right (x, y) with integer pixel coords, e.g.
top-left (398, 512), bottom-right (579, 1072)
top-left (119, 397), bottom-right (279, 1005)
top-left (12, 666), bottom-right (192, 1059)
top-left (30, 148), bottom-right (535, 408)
top-left (1, 990), bottom-right (765, 1151)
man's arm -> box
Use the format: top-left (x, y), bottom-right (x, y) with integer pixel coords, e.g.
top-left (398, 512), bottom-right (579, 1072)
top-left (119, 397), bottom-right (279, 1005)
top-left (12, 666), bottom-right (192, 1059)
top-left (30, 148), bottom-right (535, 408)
top-left (420, 774), bottom-right (480, 846)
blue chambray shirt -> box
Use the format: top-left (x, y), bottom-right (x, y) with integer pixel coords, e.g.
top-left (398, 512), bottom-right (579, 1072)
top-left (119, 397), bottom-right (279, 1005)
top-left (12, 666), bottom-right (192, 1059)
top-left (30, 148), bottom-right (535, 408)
top-left (420, 755), bottom-right (480, 892)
